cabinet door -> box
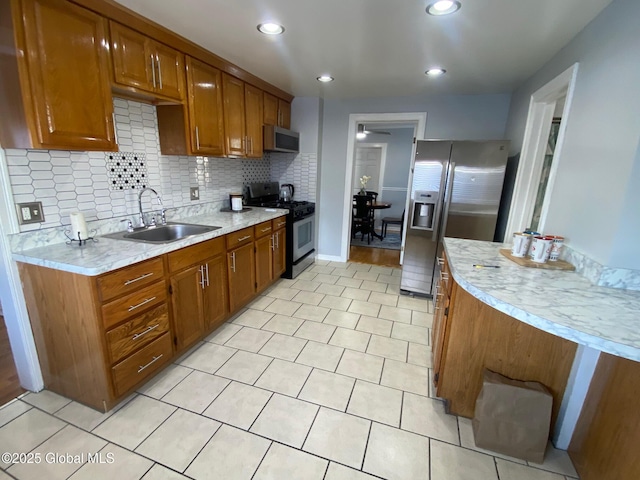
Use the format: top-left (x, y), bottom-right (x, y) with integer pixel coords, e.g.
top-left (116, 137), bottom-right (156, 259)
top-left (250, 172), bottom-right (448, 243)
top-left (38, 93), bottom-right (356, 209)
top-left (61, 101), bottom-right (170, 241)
top-left (245, 84), bottom-right (263, 158)
top-left (227, 243), bottom-right (255, 312)
top-left (263, 92), bottom-right (278, 126)
top-left (153, 42), bottom-right (185, 101)
top-left (186, 57), bottom-right (224, 156)
top-left (203, 255), bottom-right (228, 331)
top-left (278, 99), bottom-right (291, 129)
top-left (432, 280), bottom-right (450, 390)
top-left (222, 73), bottom-right (246, 157)
top-left (255, 235), bottom-right (273, 292)
top-left (20, 0), bottom-right (116, 150)
top-left (273, 228), bottom-right (287, 277)
top-left (110, 22), bottom-right (154, 92)
top-left (170, 265), bottom-right (205, 351)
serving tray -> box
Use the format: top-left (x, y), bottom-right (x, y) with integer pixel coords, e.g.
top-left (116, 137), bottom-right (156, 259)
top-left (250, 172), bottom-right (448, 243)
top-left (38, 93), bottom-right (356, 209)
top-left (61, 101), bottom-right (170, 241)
top-left (499, 249), bottom-right (575, 271)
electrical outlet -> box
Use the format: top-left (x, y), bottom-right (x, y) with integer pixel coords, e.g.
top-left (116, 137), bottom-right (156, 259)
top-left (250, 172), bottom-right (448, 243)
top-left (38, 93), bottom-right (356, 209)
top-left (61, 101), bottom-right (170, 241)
top-left (190, 187), bottom-right (200, 201)
top-left (17, 202), bottom-right (44, 224)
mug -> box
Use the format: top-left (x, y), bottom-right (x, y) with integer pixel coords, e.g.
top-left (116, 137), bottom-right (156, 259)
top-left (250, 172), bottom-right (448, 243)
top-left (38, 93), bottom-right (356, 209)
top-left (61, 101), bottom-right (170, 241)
top-left (229, 193), bottom-right (243, 211)
top-left (511, 232), bottom-right (532, 258)
top-left (530, 236), bottom-right (553, 263)
top-left (548, 236), bottom-right (565, 261)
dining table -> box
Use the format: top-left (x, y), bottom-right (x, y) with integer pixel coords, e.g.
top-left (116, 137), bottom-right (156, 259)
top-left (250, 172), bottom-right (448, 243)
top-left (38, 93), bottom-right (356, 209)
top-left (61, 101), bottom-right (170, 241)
top-left (367, 201), bottom-right (392, 241)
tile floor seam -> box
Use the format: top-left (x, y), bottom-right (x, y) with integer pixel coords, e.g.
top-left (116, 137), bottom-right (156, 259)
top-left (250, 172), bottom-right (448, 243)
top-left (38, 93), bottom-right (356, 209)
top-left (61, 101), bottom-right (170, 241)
top-left (248, 437), bottom-right (273, 480)
top-left (169, 420), bottom-right (223, 477)
top-left (494, 456), bottom-right (501, 480)
top-left (299, 403), bottom-right (322, 453)
top-left (428, 437), bottom-right (433, 480)
top-left (320, 460), bottom-right (330, 480)
top-left (130, 405), bottom-right (182, 457)
top-left (156, 367), bottom-right (198, 404)
top-left (359, 420), bottom-right (374, 472)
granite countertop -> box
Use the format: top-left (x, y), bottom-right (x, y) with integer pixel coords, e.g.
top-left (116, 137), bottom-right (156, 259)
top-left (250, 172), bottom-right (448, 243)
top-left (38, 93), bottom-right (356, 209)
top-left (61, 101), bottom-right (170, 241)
top-left (12, 208), bottom-right (288, 277)
top-left (443, 237), bottom-right (640, 362)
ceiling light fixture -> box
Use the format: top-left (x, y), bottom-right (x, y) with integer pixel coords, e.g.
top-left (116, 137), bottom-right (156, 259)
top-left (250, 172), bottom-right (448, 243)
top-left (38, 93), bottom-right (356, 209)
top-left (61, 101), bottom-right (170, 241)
top-left (357, 124), bottom-right (367, 139)
top-left (426, 1), bottom-right (461, 16)
top-left (257, 23), bottom-right (284, 35)
top-left (425, 68), bottom-right (446, 76)
top-left (317, 75), bottom-right (334, 83)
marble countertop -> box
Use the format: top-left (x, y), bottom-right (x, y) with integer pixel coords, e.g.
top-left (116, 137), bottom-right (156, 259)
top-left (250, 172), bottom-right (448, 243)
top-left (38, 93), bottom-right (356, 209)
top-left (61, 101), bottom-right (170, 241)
top-left (12, 208), bottom-right (288, 277)
top-left (443, 238), bottom-right (640, 362)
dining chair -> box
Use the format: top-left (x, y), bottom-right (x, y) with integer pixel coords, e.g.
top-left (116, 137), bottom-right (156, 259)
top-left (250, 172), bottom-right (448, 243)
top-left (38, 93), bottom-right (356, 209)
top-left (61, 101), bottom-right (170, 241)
top-left (381, 209), bottom-right (405, 238)
top-left (352, 194), bottom-right (375, 244)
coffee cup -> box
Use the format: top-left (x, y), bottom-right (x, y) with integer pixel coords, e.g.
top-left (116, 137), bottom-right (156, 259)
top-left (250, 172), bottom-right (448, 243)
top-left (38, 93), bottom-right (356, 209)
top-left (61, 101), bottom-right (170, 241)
top-left (530, 236), bottom-right (553, 263)
top-left (511, 232), bottom-right (532, 258)
top-left (548, 236), bottom-right (565, 261)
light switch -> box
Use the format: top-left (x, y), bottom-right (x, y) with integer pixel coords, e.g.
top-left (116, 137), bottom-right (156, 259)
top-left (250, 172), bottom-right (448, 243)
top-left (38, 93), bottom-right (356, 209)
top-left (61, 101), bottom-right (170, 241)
top-left (190, 187), bottom-right (200, 200)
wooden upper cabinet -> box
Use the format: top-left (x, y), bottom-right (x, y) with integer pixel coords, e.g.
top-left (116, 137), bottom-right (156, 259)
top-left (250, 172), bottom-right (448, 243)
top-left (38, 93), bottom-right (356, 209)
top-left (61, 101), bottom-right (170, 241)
top-left (222, 73), bottom-right (246, 157)
top-left (110, 22), bottom-right (184, 102)
top-left (279, 99), bottom-right (291, 129)
top-left (263, 92), bottom-right (278, 126)
top-left (245, 84), bottom-right (263, 158)
top-left (186, 57), bottom-right (225, 156)
top-left (263, 92), bottom-right (291, 129)
top-left (0, 0), bottom-right (116, 151)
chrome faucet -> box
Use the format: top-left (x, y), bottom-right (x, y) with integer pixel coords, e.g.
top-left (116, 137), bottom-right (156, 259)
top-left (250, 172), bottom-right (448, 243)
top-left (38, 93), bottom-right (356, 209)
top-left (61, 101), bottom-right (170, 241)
top-left (138, 187), bottom-right (165, 227)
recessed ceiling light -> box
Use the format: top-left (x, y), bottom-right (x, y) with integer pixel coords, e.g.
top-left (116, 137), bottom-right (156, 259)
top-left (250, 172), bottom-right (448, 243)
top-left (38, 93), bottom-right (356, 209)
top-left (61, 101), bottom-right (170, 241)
top-left (317, 75), bottom-right (334, 83)
top-left (426, 1), bottom-right (461, 16)
top-left (425, 68), bottom-right (446, 76)
top-left (257, 23), bottom-right (284, 35)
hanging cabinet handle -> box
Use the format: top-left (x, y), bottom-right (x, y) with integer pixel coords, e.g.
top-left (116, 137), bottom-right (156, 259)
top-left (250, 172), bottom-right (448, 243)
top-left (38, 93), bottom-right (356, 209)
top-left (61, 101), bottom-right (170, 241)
top-left (195, 126), bottom-right (200, 150)
top-left (132, 324), bottom-right (160, 341)
top-left (128, 296), bottom-right (156, 312)
top-left (124, 272), bottom-right (154, 286)
top-left (112, 113), bottom-right (119, 145)
top-left (205, 263), bottom-right (210, 287)
top-left (156, 53), bottom-right (163, 89)
top-left (150, 54), bottom-right (156, 88)
top-left (230, 252), bottom-right (236, 272)
top-left (138, 354), bottom-right (163, 373)
top-left (199, 265), bottom-right (205, 289)
top-left (270, 234), bottom-right (275, 251)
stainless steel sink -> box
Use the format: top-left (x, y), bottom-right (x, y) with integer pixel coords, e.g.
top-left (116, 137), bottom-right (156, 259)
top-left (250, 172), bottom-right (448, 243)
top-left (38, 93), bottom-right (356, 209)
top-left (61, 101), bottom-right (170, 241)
top-left (103, 222), bottom-right (221, 244)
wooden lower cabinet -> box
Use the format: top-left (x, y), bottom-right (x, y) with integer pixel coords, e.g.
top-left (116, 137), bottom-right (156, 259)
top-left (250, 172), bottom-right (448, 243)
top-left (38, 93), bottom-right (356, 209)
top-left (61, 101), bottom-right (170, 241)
top-left (433, 253), bottom-right (577, 429)
top-left (18, 216), bottom-right (286, 411)
top-left (255, 234), bottom-right (274, 293)
top-left (170, 264), bottom-right (205, 350)
top-left (273, 227), bottom-right (286, 277)
top-left (228, 242), bottom-right (256, 312)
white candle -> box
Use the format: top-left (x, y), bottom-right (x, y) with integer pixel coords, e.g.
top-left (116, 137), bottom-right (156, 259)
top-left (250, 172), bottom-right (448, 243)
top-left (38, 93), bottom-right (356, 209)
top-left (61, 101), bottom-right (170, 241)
top-left (69, 212), bottom-right (88, 240)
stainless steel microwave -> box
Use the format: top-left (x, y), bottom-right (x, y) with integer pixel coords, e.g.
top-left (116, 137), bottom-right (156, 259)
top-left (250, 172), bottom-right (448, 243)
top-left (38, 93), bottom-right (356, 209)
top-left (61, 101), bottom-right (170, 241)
top-left (263, 125), bottom-right (300, 153)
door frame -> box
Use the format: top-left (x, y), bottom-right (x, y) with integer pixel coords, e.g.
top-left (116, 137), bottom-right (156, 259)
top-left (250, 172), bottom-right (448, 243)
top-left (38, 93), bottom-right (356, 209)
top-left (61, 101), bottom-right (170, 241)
top-left (505, 63), bottom-right (579, 236)
top-left (342, 112), bottom-right (427, 263)
top-left (353, 143), bottom-right (388, 196)
top-left (0, 147), bottom-right (44, 392)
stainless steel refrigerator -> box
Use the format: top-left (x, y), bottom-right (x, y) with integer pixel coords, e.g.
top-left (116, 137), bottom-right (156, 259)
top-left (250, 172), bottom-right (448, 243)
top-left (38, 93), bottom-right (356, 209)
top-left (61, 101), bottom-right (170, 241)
top-left (400, 140), bottom-right (509, 296)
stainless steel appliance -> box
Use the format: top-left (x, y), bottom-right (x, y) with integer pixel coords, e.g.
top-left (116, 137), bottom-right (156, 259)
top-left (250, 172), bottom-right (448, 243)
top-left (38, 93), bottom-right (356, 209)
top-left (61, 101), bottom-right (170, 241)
top-left (279, 184), bottom-right (294, 202)
top-left (263, 125), bottom-right (300, 153)
top-left (401, 140), bottom-right (509, 296)
top-left (245, 181), bottom-right (315, 278)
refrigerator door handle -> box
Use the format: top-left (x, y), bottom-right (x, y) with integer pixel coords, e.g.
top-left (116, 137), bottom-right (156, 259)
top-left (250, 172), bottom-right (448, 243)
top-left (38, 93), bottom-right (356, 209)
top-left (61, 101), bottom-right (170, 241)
top-left (430, 162), bottom-right (449, 242)
top-left (440, 162), bottom-right (456, 240)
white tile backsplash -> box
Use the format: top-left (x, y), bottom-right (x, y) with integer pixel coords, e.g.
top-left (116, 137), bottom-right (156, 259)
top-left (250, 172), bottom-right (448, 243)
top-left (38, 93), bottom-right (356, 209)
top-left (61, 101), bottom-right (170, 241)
top-left (4, 98), bottom-right (272, 232)
top-left (270, 152), bottom-right (318, 203)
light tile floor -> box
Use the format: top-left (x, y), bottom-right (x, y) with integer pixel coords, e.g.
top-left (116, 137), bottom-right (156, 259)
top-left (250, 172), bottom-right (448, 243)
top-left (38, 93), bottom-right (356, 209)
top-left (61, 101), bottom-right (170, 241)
top-left (0, 260), bottom-right (580, 480)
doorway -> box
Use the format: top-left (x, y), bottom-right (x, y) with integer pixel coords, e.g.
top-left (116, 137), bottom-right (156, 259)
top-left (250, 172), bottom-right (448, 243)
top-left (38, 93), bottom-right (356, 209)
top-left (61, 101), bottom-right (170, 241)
top-left (342, 113), bottom-right (427, 264)
top-left (0, 301), bottom-right (24, 405)
top-left (505, 64), bottom-right (578, 236)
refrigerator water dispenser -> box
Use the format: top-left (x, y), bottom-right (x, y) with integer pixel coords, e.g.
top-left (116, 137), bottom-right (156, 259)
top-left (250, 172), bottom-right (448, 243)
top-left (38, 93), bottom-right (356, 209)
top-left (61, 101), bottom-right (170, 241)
top-left (411, 191), bottom-right (437, 230)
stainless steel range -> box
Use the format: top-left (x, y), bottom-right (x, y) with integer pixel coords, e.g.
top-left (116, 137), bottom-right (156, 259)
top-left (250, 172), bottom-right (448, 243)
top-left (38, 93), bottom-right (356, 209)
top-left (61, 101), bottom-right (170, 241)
top-left (245, 182), bottom-right (315, 279)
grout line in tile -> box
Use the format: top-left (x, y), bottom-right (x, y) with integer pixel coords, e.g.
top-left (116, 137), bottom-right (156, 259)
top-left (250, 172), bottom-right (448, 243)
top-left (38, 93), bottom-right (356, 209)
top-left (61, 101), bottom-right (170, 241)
top-left (179, 420), bottom-right (224, 475)
top-left (359, 420), bottom-right (373, 472)
top-left (157, 368), bottom-right (198, 403)
top-left (249, 437), bottom-right (273, 480)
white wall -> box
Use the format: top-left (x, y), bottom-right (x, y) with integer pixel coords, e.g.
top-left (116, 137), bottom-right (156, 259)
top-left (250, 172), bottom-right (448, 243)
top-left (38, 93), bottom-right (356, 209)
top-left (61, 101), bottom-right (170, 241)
top-left (504, 0), bottom-right (640, 268)
top-left (318, 94), bottom-right (512, 257)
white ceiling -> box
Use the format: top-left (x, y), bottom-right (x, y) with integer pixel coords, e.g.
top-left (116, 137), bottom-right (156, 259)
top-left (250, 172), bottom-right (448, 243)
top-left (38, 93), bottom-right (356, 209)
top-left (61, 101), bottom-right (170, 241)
top-left (114, 0), bottom-right (613, 98)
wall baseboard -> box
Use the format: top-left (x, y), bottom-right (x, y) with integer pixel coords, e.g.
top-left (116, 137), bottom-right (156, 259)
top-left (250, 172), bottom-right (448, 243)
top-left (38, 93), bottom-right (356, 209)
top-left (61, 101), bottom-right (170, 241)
top-left (316, 254), bottom-right (346, 263)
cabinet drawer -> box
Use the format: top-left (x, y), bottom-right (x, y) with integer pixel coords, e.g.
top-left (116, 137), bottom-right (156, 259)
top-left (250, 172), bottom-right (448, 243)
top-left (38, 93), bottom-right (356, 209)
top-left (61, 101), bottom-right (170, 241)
top-left (106, 303), bottom-right (170, 364)
top-left (167, 236), bottom-right (225, 273)
top-left (111, 332), bottom-right (172, 396)
top-left (102, 281), bottom-right (167, 329)
top-left (97, 257), bottom-right (165, 302)
top-left (254, 221), bottom-right (273, 239)
top-left (226, 227), bottom-right (254, 249)
top-left (272, 216), bottom-right (287, 231)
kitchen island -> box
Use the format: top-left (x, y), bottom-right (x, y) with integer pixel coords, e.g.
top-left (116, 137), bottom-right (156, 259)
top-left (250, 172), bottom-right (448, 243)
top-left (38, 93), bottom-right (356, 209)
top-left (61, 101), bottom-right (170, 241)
top-left (438, 238), bottom-right (640, 480)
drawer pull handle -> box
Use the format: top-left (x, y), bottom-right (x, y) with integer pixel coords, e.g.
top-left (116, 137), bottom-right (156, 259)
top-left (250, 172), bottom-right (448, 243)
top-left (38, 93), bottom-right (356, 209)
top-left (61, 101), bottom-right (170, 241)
top-left (238, 235), bottom-right (251, 242)
top-left (138, 354), bottom-right (163, 373)
top-left (128, 296), bottom-right (157, 312)
top-left (437, 257), bottom-right (444, 266)
top-left (124, 272), bottom-right (154, 286)
top-left (261, 227), bottom-right (271, 232)
top-left (277, 221), bottom-right (286, 227)
top-left (132, 324), bottom-right (160, 341)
